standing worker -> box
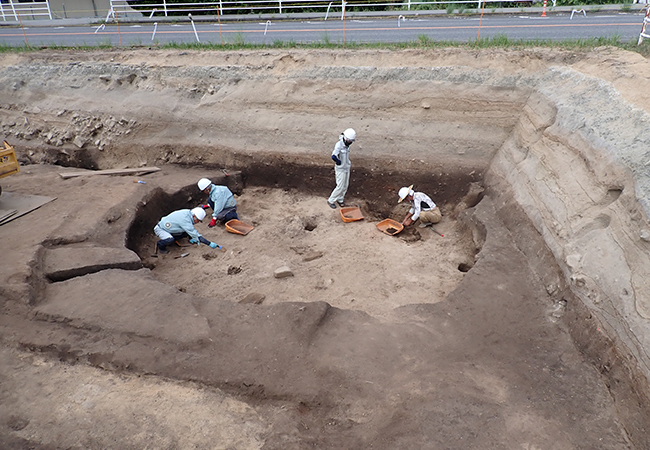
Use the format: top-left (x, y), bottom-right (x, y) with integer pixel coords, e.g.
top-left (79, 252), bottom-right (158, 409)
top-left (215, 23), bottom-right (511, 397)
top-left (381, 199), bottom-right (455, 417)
top-left (327, 128), bottom-right (356, 209)
top-left (197, 178), bottom-right (238, 228)
top-left (398, 184), bottom-right (442, 227)
top-left (154, 207), bottom-right (222, 254)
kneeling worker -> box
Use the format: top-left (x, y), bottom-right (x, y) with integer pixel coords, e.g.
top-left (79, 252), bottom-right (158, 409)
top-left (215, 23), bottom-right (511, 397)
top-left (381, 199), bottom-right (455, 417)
top-left (398, 184), bottom-right (442, 227)
top-left (154, 207), bottom-right (221, 254)
top-left (197, 178), bottom-right (238, 228)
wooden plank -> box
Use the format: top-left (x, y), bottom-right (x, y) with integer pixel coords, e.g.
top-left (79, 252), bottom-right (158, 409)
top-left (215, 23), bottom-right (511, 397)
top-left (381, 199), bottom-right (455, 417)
top-left (0, 209), bottom-right (17, 223)
top-left (59, 167), bottom-right (161, 179)
top-left (0, 192), bottom-right (56, 226)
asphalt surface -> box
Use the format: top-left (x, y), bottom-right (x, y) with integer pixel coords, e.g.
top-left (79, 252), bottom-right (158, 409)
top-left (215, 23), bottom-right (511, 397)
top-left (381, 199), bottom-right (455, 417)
top-left (0, 6), bottom-right (647, 47)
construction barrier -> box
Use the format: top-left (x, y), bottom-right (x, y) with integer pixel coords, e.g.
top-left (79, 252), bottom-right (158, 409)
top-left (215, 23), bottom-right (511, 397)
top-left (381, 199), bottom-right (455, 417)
top-left (639, 6), bottom-right (650, 44)
top-left (0, 0), bottom-right (52, 21)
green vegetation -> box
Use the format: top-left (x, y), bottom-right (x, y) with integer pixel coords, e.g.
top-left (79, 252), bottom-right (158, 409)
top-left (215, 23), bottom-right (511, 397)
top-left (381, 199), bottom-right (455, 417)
top-left (418, 34), bottom-right (433, 45)
top-left (1, 33), bottom-right (649, 57)
top-left (407, 0), bottom-right (447, 11)
top-left (177, 34), bottom-right (643, 57)
top-left (272, 38), bottom-right (297, 47)
top-left (230, 31), bottom-right (246, 45)
top-left (98, 39), bottom-right (114, 49)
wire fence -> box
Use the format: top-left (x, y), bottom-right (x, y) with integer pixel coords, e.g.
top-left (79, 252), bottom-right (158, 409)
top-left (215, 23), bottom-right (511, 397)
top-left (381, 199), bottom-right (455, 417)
top-left (0, 0), bottom-right (644, 23)
top-left (109, 0), bottom-right (508, 17)
top-left (0, 0), bottom-right (539, 22)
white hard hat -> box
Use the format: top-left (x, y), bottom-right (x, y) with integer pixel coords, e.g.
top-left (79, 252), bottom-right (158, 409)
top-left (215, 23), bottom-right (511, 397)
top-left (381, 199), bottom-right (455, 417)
top-left (197, 178), bottom-right (211, 191)
top-left (191, 207), bottom-right (207, 221)
top-left (398, 185), bottom-right (414, 203)
top-left (343, 128), bottom-right (356, 142)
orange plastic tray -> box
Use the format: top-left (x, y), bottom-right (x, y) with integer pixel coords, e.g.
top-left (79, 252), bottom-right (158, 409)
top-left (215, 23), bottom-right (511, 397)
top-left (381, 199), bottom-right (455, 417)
top-left (225, 219), bottom-right (254, 236)
top-left (376, 218), bottom-right (404, 236)
top-left (340, 206), bottom-right (364, 223)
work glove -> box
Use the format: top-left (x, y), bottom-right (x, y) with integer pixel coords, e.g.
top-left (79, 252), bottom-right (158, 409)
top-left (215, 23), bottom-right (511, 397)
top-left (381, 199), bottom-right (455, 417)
top-left (189, 238), bottom-right (200, 246)
top-left (209, 242), bottom-right (220, 249)
top-left (208, 218), bottom-right (218, 228)
top-left (201, 204), bottom-right (210, 210)
top-left (331, 155), bottom-right (342, 166)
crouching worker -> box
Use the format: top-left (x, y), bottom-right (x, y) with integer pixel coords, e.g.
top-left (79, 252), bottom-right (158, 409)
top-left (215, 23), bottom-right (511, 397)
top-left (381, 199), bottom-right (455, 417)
top-left (154, 207), bottom-right (222, 254)
top-left (398, 184), bottom-right (442, 227)
top-left (197, 178), bottom-right (238, 228)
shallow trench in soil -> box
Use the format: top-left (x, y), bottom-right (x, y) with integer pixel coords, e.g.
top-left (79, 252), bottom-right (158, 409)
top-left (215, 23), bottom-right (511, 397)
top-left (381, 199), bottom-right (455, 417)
top-left (125, 165), bottom-right (483, 319)
top-left (2, 48), bottom-right (650, 449)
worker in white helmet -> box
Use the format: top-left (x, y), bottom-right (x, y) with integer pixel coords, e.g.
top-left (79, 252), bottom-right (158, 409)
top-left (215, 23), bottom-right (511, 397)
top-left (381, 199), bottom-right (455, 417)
top-left (327, 128), bottom-right (356, 209)
top-left (197, 178), bottom-right (238, 228)
top-left (398, 184), bottom-right (442, 227)
top-left (154, 207), bottom-right (222, 254)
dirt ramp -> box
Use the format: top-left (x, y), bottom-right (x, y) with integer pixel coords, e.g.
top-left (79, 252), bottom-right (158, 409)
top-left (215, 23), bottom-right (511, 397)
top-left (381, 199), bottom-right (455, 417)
top-left (0, 347), bottom-right (268, 450)
top-left (36, 269), bottom-right (210, 344)
top-left (43, 246), bottom-right (141, 282)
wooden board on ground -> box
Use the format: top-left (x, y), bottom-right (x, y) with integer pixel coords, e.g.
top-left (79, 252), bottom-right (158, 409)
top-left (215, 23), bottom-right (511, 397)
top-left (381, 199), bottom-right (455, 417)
top-left (59, 167), bottom-right (161, 179)
top-left (0, 192), bottom-right (56, 226)
top-left (0, 209), bottom-right (17, 223)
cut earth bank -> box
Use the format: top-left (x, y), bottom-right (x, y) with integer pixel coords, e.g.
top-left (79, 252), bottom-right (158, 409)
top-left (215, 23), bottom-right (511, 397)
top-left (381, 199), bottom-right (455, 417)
top-left (1, 46), bottom-right (650, 449)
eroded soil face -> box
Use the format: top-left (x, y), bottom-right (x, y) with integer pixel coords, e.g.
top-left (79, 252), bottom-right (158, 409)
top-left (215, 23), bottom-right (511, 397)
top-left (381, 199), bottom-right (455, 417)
top-left (1, 47), bottom-right (649, 449)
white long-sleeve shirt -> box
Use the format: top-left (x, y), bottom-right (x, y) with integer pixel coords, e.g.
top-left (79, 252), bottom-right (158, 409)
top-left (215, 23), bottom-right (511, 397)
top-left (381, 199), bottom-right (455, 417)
top-left (331, 136), bottom-right (351, 171)
top-left (408, 192), bottom-right (436, 222)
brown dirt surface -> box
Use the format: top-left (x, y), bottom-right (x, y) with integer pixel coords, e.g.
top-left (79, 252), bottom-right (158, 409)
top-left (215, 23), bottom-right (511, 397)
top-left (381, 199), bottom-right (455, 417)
top-left (1, 46), bottom-right (650, 449)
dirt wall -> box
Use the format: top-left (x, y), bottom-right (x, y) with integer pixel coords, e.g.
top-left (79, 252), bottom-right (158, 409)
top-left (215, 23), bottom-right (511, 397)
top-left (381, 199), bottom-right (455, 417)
top-left (486, 83), bottom-right (650, 447)
top-left (3, 47), bottom-right (650, 449)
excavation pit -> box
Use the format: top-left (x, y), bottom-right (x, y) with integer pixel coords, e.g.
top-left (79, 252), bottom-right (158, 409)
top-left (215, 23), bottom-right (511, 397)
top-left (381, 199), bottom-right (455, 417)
top-left (2, 47), bottom-right (650, 449)
top-left (127, 178), bottom-right (478, 317)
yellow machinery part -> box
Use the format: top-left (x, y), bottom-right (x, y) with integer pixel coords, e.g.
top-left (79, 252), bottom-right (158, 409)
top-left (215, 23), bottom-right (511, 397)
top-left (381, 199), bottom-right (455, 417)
top-left (0, 141), bottom-right (20, 180)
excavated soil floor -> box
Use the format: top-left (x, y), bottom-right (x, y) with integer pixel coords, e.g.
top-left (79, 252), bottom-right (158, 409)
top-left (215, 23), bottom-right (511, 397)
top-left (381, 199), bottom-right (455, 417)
top-left (1, 47), bottom-right (650, 449)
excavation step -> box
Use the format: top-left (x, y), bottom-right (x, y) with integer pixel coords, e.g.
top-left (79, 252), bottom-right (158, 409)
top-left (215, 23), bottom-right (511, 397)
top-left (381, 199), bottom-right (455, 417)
top-left (35, 268), bottom-right (210, 344)
top-left (44, 246), bottom-right (142, 282)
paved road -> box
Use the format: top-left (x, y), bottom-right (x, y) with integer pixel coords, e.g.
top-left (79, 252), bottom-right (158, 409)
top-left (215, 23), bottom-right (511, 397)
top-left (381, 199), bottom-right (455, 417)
top-left (0, 11), bottom-right (644, 47)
